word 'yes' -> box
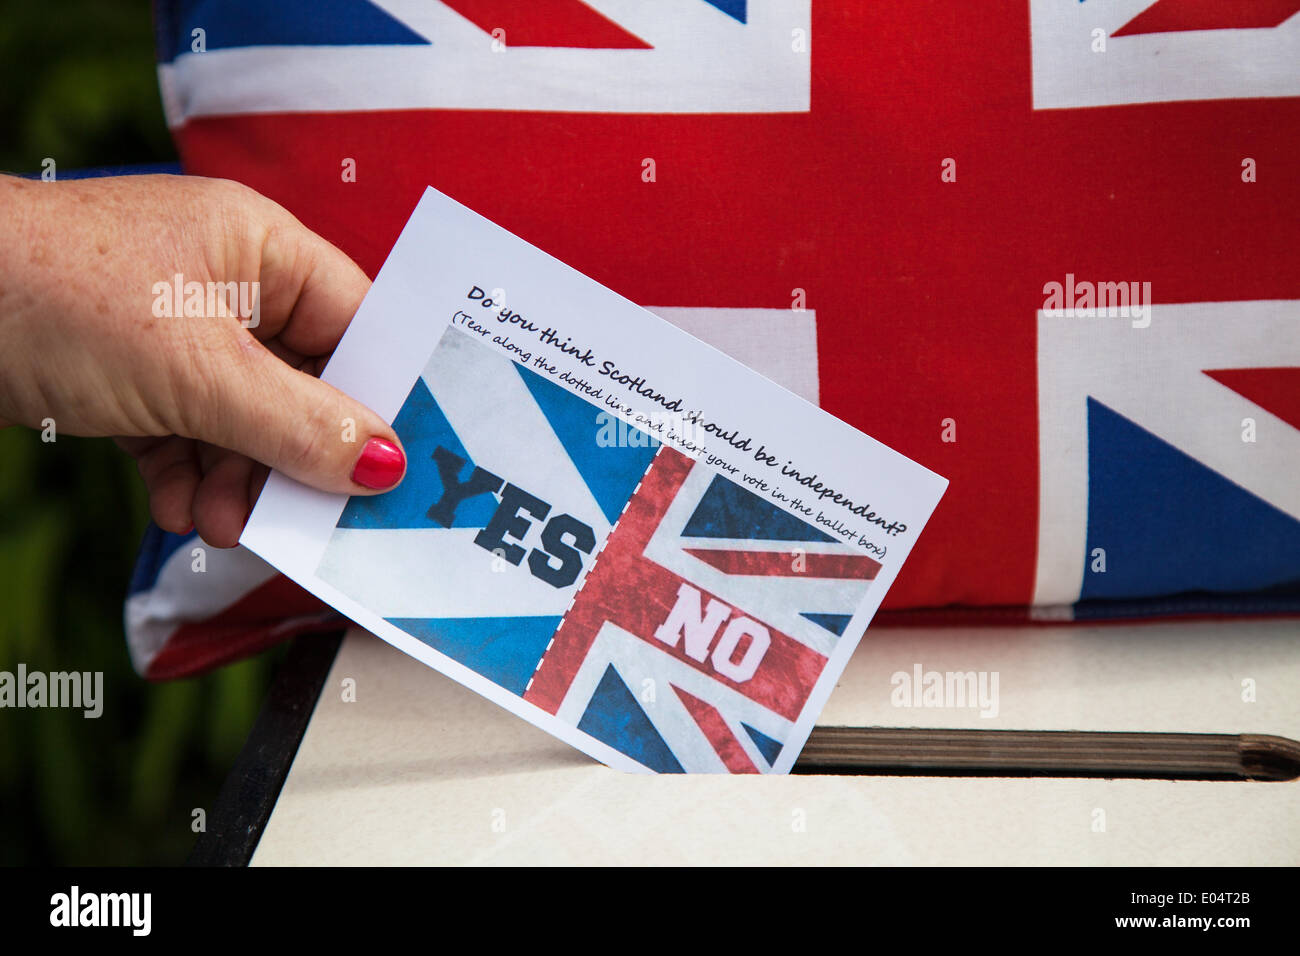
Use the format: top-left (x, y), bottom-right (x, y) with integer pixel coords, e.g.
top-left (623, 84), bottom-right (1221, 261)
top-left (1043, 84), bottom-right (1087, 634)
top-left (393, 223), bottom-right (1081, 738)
top-left (426, 446), bottom-right (595, 589)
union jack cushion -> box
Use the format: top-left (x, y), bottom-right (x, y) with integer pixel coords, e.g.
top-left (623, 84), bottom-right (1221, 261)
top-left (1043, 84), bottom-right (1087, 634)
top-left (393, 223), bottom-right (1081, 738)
top-left (128, 1), bottom-right (1300, 678)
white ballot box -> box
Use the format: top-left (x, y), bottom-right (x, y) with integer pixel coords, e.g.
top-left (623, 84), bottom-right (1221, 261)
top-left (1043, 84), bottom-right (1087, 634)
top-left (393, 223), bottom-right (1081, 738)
top-left (250, 621), bottom-right (1300, 865)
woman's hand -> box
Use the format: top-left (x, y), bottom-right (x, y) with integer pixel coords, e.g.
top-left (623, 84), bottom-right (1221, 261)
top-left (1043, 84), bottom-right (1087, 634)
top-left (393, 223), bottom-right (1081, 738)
top-left (0, 173), bottom-right (406, 547)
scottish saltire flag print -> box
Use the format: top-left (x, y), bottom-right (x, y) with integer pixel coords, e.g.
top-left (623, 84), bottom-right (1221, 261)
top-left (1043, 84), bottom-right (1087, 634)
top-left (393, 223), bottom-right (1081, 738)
top-left (314, 326), bottom-right (875, 773)
top-left (129, 1), bottom-right (1300, 678)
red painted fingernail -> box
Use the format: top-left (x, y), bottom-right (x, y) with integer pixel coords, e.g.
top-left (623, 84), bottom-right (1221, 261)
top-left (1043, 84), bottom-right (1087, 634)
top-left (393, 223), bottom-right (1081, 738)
top-left (351, 437), bottom-right (405, 490)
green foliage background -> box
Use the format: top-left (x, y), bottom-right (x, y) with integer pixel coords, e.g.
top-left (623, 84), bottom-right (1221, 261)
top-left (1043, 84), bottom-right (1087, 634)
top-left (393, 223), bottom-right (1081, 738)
top-left (0, 1), bottom-right (280, 865)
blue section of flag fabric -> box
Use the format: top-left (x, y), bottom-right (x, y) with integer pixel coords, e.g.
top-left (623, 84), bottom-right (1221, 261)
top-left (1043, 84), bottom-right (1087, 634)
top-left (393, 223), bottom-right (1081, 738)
top-left (1074, 589), bottom-right (1300, 621)
top-left (21, 163), bottom-right (182, 181)
top-left (388, 616), bottom-right (561, 697)
top-left (156, 0), bottom-right (429, 63)
top-left (128, 525), bottom-right (195, 596)
top-left (702, 0), bottom-right (748, 24)
top-left (578, 665), bottom-right (685, 773)
top-left (1081, 398), bottom-right (1300, 601)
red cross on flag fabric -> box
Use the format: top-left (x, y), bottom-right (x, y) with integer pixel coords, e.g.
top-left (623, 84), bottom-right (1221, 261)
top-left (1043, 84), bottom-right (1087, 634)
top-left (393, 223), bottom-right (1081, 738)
top-left (126, 1), bottom-right (1300, 679)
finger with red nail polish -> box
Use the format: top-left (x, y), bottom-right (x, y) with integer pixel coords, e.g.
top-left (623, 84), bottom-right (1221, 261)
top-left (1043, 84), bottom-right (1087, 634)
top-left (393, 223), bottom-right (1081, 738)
top-left (351, 437), bottom-right (406, 490)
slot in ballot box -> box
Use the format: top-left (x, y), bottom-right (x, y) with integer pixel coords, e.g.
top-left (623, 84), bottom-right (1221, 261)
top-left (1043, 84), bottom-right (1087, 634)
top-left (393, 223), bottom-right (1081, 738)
top-left (200, 619), bottom-right (1300, 865)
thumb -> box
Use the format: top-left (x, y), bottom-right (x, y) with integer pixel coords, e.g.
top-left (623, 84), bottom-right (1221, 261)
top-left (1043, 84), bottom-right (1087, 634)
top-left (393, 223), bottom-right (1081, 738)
top-left (195, 343), bottom-right (407, 495)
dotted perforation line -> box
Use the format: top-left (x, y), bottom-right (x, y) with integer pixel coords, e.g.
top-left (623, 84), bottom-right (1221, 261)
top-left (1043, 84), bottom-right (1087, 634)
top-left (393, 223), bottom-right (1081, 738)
top-left (523, 449), bottom-right (665, 695)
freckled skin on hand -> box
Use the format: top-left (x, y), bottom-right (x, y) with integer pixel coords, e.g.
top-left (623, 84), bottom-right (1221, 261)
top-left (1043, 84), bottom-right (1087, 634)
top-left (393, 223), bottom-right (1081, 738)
top-left (0, 173), bottom-right (403, 548)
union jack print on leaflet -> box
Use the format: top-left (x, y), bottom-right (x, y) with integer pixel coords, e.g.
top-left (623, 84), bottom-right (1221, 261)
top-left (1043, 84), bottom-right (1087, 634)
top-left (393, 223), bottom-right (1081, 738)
top-left (526, 447), bottom-right (878, 773)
